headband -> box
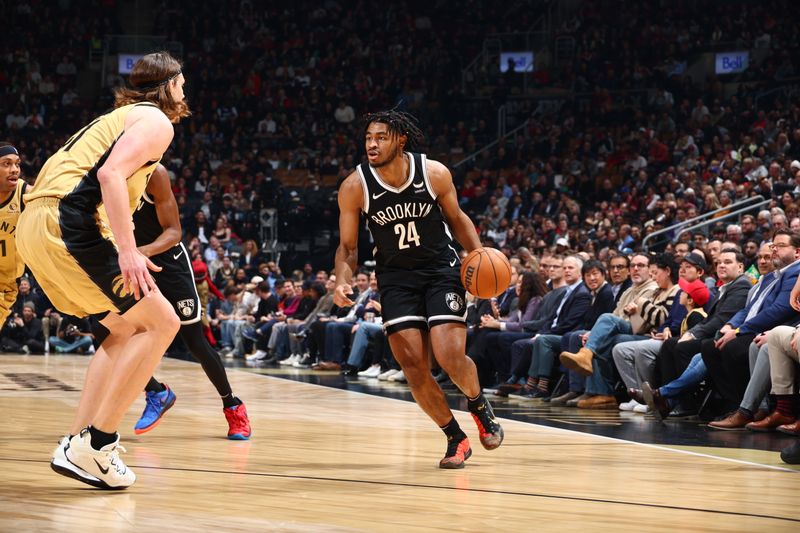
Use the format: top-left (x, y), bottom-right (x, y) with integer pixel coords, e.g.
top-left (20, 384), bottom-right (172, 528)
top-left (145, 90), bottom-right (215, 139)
top-left (132, 70), bottom-right (182, 92)
top-left (0, 145), bottom-right (19, 158)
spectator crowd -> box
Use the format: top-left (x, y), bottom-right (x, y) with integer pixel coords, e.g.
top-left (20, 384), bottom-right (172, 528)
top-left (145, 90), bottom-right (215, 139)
top-left (2, 0), bottom-right (800, 465)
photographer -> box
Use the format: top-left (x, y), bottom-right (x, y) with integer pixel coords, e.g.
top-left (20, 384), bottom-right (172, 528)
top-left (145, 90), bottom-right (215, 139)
top-left (49, 315), bottom-right (95, 355)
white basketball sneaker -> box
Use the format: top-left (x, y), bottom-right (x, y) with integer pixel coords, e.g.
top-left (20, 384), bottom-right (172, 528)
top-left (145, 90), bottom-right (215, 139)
top-left (65, 429), bottom-right (136, 489)
top-left (51, 435), bottom-right (105, 488)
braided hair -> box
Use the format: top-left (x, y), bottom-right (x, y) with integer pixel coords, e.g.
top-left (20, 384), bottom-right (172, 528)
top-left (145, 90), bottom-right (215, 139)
top-left (360, 108), bottom-right (426, 151)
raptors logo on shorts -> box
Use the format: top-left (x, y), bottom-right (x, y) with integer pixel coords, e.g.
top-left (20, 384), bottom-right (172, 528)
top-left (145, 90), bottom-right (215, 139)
top-left (177, 299), bottom-right (195, 318)
top-left (445, 292), bottom-right (464, 313)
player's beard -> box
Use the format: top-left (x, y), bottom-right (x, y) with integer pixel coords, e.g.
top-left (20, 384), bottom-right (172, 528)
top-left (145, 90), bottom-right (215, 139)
top-left (370, 144), bottom-right (403, 168)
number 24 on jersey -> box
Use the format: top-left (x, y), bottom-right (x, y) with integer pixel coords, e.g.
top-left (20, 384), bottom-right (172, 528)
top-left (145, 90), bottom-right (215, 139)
top-left (394, 221), bottom-right (421, 249)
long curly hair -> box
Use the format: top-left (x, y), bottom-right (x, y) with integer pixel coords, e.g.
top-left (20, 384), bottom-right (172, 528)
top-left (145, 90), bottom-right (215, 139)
top-left (113, 51), bottom-right (191, 123)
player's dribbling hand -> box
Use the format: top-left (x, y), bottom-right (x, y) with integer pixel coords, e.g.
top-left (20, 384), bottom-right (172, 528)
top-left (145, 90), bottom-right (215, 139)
top-left (119, 248), bottom-right (161, 300)
top-left (334, 283), bottom-right (355, 308)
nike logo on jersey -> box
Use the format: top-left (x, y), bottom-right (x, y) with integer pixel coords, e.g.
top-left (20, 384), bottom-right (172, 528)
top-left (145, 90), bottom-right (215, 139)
top-left (412, 181), bottom-right (423, 188)
top-left (372, 191), bottom-right (387, 199)
top-left (173, 250), bottom-right (184, 260)
top-left (450, 257), bottom-right (457, 267)
top-left (94, 458), bottom-right (110, 475)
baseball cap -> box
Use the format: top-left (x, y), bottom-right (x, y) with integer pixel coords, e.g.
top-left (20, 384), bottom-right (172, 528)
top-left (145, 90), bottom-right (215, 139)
top-left (245, 275), bottom-right (265, 291)
top-left (555, 237), bottom-right (569, 247)
top-left (681, 252), bottom-right (708, 273)
top-left (678, 278), bottom-right (710, 307)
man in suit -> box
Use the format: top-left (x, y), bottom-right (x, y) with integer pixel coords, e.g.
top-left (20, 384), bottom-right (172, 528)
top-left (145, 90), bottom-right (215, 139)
top-left (655, 249), bottom-right (751, 392)
top-left (550, 260), bottom-right (617, 404)
top-left (542, 254), bottom-right (566, 291)
top-left (703, 230), bottom-right (800, 414)
top-left (608, 254), bottom-right (632, 303)
top-left (506, 255), bottom-right (592, 397)
top-left (487, 283), bottom-right (569, 395)
top-left (495, 264), bottom-right (520, 317)
top-left (516, 259), bottom-right (615, 400)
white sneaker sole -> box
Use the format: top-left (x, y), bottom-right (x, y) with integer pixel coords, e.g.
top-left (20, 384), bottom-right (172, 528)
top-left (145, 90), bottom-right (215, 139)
top-left (51, 444), bottom-right (109, 489)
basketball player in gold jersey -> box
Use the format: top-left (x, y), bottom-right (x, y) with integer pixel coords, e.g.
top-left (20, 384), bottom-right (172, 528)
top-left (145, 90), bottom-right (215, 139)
top-left (17, 52), bottom-right (189, 489)
top-left (0, 143), bottom-right (26, 324)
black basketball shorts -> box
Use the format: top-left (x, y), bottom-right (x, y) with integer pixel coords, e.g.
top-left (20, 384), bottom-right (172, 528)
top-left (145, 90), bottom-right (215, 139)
top-left (150, 243), bottom-right (201, 324)
top-left (377, 266), bottom-right (467, 335)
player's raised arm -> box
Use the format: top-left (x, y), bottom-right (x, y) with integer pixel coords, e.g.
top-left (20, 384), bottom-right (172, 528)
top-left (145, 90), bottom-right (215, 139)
top-left (333, 172), bottom-right (364, 307)
top-left (428, 159), bottom-right (481, 253)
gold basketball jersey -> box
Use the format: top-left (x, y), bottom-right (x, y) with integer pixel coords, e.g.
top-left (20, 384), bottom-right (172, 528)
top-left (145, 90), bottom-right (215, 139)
top-left (24, 102), bottom-right (161, 220)
top-left (0, 180), bottom-right (26, 282)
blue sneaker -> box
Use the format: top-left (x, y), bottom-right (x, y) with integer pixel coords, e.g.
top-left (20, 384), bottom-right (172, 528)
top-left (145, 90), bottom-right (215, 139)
top-left (134, 385), bottom-right (177, 435)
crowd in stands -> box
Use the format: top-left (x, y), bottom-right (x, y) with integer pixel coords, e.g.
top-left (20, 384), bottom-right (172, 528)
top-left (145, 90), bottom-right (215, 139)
top-left (2, 0), bottom-right (800, 464)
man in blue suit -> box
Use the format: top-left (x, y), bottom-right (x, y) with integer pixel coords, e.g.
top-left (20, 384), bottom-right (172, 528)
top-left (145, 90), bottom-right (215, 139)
top-left (507, 255), bottom-right (592, 397)
top-left (702, 229), bottom-right (800, 411)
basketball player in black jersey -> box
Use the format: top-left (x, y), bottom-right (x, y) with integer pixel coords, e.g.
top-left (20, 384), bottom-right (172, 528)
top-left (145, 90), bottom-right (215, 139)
top-left (131, 164), bottom-right (251, 439)
top-left (334, 110), bottom-right (504, 468)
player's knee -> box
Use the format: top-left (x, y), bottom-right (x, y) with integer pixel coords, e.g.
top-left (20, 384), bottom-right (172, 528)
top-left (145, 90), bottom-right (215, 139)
top-left (139, 299), bottom-right (180, 335)
top-left (161, 308), bottom-right (181, 335)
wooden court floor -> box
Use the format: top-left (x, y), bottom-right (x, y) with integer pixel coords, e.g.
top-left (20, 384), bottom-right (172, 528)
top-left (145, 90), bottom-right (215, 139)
top-left (1, 354), bottom-right (799, 532)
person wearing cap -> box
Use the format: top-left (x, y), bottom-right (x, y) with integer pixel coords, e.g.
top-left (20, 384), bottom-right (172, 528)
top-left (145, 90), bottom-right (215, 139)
top-left (0, 142), bottom-right (26, 326)
top-left (681, 251), bottom-right (716, 294)
top-left (637, 279), bottom-right (710, 419)
top-left (245, 275), bottom-right (264, 291)
top-left (612, 253), bottom-right (711, 413)
top-left (655, 249), bottom-right (751, 409)
top-left (702, 229), bottom-right (800, 423)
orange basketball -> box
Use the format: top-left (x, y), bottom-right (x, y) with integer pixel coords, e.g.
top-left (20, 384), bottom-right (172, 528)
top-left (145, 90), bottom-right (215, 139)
top-left (460, 247), bottom-right (512, 298)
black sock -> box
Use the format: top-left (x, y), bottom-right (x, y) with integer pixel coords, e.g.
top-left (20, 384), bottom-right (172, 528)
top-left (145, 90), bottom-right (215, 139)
top-left (222, 393), bottom-right (241, 409)
top-left (467, 393), bottom-right (485, 410)
top-left (88, 426), bottom-right (118, 450)
top-left (738, 406), bottom-right (753, 418)
top-left (440, 417), bottom-right (466, 441)
top-left (144, 378), bottom-right (165, 394)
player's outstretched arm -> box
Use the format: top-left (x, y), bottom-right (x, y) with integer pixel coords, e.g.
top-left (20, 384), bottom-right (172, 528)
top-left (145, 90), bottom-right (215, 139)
top-left (428, 159), bottom-right (481, 253)
top-left (333, 172), bottom-right (363, 307)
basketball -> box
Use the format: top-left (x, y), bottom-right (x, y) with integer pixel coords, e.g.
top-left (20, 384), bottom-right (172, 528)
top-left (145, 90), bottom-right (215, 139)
top-left (460, 247), bottom-right (512, 298)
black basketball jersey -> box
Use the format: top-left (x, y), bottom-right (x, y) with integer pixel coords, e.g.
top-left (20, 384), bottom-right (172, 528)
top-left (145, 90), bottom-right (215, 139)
top-left (133, 190), bottom-right (162, 246)
top-left (357, 152), bottom-right (459, 272)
